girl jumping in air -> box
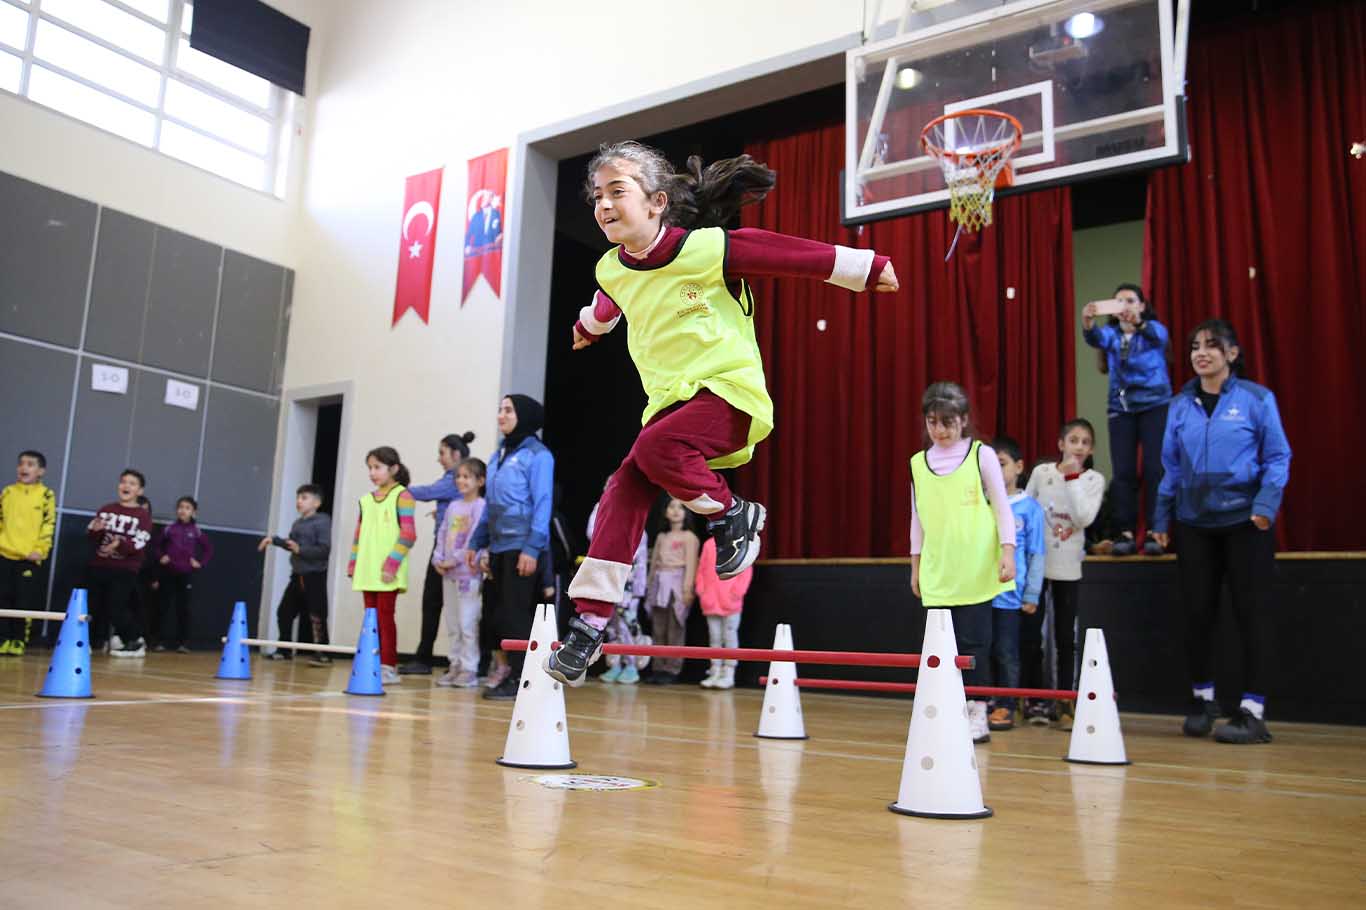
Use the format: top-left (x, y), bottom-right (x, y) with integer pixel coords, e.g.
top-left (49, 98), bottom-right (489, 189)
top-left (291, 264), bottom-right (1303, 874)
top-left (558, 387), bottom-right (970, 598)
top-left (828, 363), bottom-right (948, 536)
top-left (546, 140), bottom-right (899, 684)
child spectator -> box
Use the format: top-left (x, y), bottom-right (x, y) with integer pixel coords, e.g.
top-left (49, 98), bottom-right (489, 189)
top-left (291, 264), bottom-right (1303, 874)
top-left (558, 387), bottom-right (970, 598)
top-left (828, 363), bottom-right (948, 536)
top-left (1024, 419), bottom-right (1107, 729)
top-left (694, 534), bottom-right (752, 689)
top-left (643, 497), bottom-right (698, 685)
top-left (988, 437), bottom-right (1046, 731)
top-left (259, 484), bottom-right (333, 664)
top-left (910, 383), bottom-right (1016, 744)
top-left (588, 490), bottom-right (649, 685)
top-left (86, 469), bottom-right (153, 657)
top-left (348, 447), bottom-right (417, 685)
top-left (433, 458), bottom-right (486, 688)
top-left (155, 496), bottom-right (213, 652)
top-left (0, 451), bottom-right (56, 656)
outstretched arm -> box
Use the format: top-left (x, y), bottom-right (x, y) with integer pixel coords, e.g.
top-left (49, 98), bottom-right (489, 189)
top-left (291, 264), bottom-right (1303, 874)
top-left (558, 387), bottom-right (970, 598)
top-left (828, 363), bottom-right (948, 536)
top-left (724, 228), bottom-right (897, 292)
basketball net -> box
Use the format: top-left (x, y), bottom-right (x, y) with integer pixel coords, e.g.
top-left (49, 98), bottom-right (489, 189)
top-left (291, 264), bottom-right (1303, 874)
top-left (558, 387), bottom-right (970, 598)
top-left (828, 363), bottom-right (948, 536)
top-left (922, 110), bottom-right (1022, 257)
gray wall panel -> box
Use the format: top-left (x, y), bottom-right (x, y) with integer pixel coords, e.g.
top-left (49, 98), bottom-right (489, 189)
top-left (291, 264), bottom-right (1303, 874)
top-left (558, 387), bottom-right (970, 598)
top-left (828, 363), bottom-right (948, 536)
top-left (0, 338), bottom-right (77, 493)
top-left (272, 269), bottom-right (293, 394)
top-left (141, 229), bottom-right (219, 377)
top-left (65, 359), bottom-right (136, 511)
top-left (84, 209), bottom-right (154, 362)
top-left (128, 374), bottom-right (204, 521)
top-left (0, 172), bottom-right (96, 347)
top-left (213, 251), bottom-right (284, 392)
top-left (198, 388), bottom-right (277, 529)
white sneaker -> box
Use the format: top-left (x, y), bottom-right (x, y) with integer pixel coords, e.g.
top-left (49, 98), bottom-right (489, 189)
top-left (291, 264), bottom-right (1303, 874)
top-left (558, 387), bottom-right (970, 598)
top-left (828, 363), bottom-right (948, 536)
top-left (108, 634), bottom-right (124, 655)
top-left (968, 700), bottom-right (991, 744)
top-left (435, 669), bottom-right (459, 687)
top-left (700, 661), bottom-right (721, 688)
top-left (381, 665), bottom-right (401, 685)
top-left (111, 638), bottom-right (146, 658)
top-left (714, 663), bottom-right (736, 690)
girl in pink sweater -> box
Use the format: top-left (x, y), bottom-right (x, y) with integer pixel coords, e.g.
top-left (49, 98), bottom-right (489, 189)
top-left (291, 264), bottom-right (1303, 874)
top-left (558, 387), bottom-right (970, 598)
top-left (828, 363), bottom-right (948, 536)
top-left (694, 536), bottom-right (752, 689)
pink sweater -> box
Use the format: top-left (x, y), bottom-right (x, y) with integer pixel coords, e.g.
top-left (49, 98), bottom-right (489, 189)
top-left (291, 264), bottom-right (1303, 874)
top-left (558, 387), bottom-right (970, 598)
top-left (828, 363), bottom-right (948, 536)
top-left (909, 439), bottom-right (1015, 555)
top-left (694, 537), bottom-right (752, 616)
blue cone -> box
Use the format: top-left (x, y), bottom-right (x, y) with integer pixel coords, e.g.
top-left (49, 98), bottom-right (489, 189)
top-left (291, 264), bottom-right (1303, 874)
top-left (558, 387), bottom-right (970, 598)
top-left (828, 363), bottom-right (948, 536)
top-left (345, 607), bottom-right (384, 696)
top-left (215, 601), bottom-right (252, 680)
top-left (38, 589), bottom-right (93, 699)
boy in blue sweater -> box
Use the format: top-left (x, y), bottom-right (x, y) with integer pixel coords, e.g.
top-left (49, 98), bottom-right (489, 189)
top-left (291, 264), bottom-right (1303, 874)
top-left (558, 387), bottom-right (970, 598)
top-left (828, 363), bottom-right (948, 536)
top-left (989, 437), bottom-right (1046, 732)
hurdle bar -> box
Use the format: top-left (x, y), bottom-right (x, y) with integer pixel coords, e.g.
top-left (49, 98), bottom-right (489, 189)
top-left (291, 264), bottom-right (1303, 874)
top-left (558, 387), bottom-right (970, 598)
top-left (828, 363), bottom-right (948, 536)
top-left (501, 639), bottom-right (974, 670)
top-left (223, 637), bottom-right (374, 656)
top-left (759, 677), bottom-right (1079, 700)
top-left (0, 609), bottom-right (88, 622)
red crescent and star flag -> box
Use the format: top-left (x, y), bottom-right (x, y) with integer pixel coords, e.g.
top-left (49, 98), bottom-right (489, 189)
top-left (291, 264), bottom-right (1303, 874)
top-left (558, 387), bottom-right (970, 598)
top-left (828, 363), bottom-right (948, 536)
top-left (462, 148), bottom-right (508, 304)
top-left (392, 167), bottom-right (444, 326)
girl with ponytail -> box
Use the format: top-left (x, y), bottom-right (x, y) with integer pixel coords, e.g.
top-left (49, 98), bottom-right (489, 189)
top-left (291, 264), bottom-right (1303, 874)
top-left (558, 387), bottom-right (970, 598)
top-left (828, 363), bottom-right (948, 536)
top-left (546, 140), bottom-right (901, 685)
top-left (348, 445), bottom-right (417, 683)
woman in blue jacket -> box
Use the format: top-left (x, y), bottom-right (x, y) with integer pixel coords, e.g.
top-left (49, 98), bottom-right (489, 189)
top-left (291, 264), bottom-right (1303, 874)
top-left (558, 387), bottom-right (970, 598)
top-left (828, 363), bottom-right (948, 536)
top-left (1083, 283), bottom-right (1172, 555)
top-left (467, 395), bottom-right (554, 700)
top-left (1151, 319), bottom-right (1292, 745)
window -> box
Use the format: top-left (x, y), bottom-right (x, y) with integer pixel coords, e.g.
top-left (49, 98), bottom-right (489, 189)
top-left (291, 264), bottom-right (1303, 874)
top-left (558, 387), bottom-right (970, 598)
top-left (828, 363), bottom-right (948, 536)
top-left (0, 0), bottom-right (293, 195)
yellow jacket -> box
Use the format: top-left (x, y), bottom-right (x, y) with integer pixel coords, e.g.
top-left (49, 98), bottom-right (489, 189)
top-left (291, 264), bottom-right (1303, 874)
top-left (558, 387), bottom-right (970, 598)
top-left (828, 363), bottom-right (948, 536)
top-left (0, 482), bottom-right (56, 562)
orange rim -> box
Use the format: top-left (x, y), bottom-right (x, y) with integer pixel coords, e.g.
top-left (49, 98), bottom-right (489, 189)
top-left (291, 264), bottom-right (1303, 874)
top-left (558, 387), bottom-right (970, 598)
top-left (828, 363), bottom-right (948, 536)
top-left (920, 109), bottom-right (1023, 165)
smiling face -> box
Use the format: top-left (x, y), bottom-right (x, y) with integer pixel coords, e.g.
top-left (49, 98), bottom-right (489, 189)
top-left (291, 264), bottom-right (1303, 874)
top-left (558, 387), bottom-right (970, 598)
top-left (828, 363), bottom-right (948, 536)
top-left (1191, 329), bottom-right (1237, 381)
top-left (455, 465), bottom-right (477, 498)
top-left (590, 159), bottom-right (667, 250)
top-left (497, 398), bottom-right (518, 437)
top-left (117, 472), bottom-right (143, 505)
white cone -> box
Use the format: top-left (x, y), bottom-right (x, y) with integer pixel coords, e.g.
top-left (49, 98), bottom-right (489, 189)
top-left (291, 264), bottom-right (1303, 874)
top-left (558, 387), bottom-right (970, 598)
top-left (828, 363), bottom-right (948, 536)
top-left (497, 604), bottom-right (576, 769)
top-left (1065, 628), bottom-right (1129, 765)
top-left (755, 624), bottom-right (807, 740)
top-left (889, 608), bottom-right (991, 818)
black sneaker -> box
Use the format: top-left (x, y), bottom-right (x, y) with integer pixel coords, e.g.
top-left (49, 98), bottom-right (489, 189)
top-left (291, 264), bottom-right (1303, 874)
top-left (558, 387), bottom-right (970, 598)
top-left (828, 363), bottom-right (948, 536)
top-left (398, 659), bottom-right (431, 675)
top-left (542, 616), bottom-right (606, 687)
top-left (1142, 533), bottom-right (1166, 556)
top-left (707, 495), bottom-right (767, 579)
top-left (1213, 708), bottom-right (1272, 744)
top-left (482, 675), bottom-right (521, 700)
top-left (1025, 700), bottom-right (1051, 726)
top-left (1111, 533), bottom-right (1138, 556)
top-left (1182, 697), bottom-right (1220, 737)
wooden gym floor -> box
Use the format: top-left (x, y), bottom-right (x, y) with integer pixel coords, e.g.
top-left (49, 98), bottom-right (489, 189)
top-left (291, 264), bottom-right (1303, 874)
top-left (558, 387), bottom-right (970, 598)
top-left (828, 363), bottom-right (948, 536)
top-left (1, 653), bottom-right (1362, 909)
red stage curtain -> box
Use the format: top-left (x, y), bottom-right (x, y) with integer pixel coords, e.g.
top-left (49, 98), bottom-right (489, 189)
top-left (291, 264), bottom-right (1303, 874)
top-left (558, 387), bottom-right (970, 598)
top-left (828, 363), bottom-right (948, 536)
top-left (1144, 0), bottom-right (1366, 551)
top-left (736, 121), bottom-right (1075, 558)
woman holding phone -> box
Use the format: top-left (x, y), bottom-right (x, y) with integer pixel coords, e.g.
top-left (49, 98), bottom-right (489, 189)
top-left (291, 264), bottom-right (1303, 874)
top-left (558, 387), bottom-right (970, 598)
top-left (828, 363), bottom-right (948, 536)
top-left (1082, 284), bottom-right (1172, 556)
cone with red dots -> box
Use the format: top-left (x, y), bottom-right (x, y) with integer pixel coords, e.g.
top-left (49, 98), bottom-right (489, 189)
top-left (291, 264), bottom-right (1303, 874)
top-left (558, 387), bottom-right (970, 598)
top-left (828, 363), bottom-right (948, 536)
top-left (1065, 628), bottom-right (1129, 765)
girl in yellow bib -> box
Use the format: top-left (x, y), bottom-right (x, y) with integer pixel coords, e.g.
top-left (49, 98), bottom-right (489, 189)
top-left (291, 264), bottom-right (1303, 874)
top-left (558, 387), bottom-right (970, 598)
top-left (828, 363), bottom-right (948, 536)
top-left (347, 446), bottom-right (417, 686)
top-left (546, 141), bottom-right (900, 685)
top-left (910, 382), bottom-right (1017, 744)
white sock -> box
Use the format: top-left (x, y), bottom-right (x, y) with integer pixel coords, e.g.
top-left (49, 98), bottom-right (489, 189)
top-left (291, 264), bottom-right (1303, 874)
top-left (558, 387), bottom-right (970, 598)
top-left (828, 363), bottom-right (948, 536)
top-left (581, 613), bottom-right (609, 632)
top-left (1192, 683), bottom-right (1215, 702)
top-left (1240, 695), bottom-right (1265, 719)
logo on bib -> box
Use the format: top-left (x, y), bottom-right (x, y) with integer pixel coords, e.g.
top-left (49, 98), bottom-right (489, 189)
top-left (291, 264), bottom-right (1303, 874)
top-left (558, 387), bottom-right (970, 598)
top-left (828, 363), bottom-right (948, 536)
top-left (676, 283), bottom-right (711, 318)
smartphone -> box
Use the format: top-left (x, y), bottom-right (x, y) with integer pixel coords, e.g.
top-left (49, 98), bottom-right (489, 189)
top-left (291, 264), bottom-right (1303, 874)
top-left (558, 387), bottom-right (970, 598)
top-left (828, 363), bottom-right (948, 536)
top-left (1092, 299), bottom-right (1128, 316)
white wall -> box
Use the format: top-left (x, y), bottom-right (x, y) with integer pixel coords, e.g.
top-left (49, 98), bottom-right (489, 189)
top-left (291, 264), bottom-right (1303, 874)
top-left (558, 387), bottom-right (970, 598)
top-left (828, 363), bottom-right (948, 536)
top-left (288, 0), bottom-right (865, 646)
top-left (0, 0), bottom-right (333, 268)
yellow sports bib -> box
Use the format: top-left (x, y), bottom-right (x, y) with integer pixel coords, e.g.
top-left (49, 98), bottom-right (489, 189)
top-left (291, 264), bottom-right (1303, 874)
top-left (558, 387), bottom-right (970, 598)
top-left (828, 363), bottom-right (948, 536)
top-left (910, 441), bottom-right (1011, 606)
top-left (595, 227), bottom-right (774, 468)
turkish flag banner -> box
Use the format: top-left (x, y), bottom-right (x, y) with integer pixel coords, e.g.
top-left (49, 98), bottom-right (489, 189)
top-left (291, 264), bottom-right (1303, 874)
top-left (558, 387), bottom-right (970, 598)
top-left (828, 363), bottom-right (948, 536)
top-left (462, 148), bottom-right (508, 304)
top-left (393, 167), bottom-right (444, 326)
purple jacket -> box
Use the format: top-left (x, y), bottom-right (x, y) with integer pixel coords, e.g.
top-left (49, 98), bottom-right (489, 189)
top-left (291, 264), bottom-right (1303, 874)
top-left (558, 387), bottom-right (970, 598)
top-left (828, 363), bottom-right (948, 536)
top-left (157, 520), bottom-right (214, 575)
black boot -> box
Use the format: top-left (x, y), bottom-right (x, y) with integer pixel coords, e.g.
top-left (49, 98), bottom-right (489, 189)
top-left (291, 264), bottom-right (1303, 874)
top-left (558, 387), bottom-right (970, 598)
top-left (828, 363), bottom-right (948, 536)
top-left (707, 495), bottom-right (767, 579)
top-left (1182, 697), bottom-right (1220, 737)
top-left (482, 675), bottom-right (520, 701)
top-left (543, 615), bottom-right (606, 686)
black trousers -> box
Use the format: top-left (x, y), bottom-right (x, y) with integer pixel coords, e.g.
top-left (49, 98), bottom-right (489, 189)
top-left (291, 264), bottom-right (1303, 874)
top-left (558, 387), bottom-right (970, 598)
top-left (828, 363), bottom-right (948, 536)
top-left (277, 571), bottom-right (330, 647)
top-left (85, 566), bottom-right (142, 645)
top-left (948, 601), bottom-right (992, 690)
top-left (486, 550), bottom-right (539, 675)
top-left (0, 556), bottom-right (41, 640)
top-left (160, 573), bottom-right (195, 646)
top-left (1109, 402), bottom-right (1168, 535)
top-left (1177, 521), bottom-right (1274, 697)
top-left (412, 561), bottom-right (443, 662)
top-left (1021, 578), bottom-right (1080, 691)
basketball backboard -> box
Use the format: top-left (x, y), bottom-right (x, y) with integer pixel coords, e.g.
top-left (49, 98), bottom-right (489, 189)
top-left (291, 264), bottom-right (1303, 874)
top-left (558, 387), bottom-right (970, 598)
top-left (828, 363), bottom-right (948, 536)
top-left (845, 0), bottom-right (1190, 224)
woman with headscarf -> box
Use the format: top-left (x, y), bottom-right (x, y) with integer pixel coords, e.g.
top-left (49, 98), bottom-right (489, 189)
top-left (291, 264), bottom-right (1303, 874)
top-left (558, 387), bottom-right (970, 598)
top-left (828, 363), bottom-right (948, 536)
top-left (467, 395), bottom-right (555, 699)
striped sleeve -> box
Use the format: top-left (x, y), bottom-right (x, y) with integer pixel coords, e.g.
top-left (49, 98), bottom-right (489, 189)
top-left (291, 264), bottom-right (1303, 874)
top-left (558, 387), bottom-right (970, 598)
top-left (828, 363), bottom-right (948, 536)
top-left (347, 511), bottom-right (361, 576)
top-left (37, 488), bottom-right (56, 558)
top-left (383, 490), bottom-right (418, 577)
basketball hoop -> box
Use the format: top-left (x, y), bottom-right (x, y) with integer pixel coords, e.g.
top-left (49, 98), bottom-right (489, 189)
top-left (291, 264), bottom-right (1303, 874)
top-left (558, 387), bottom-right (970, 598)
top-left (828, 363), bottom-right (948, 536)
top-left (921, 109), bottom-right (1023, 234)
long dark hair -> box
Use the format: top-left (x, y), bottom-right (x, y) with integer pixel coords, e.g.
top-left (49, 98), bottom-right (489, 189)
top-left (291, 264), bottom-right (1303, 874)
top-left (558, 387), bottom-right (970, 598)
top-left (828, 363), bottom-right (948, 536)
top-left (1096, 283), bottom-right (1155, 375)
top-left (584, 141), bottom-right (776, 229)
top-left (441, 431), bottom-right (476, 461)
top-left (366, 446), bottom-right (410, 487)
top-left (1188, 318), bottom-right (1244, 376)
